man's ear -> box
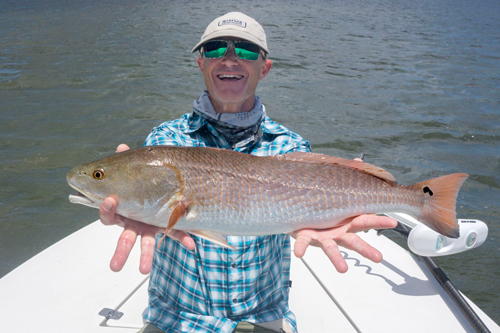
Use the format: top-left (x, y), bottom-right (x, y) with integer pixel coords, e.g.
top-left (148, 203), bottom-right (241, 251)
top-left (197, 57), bottom-right (204, 72)
top-left (259, 59), bottom-right (272, 81)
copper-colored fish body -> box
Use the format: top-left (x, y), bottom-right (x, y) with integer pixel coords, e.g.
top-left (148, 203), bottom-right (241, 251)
top-left (67, 146), bottom-right (468, 243)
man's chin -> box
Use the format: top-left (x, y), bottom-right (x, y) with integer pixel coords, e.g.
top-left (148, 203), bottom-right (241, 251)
top-left (209, 93), bottom-right (255, 113)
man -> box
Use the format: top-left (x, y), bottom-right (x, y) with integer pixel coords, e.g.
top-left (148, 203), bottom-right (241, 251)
top-left (100, 12), bottom-right (397, 333)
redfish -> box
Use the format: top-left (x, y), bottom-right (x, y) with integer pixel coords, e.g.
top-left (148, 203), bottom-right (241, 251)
top-left (67, 146), bottom-right (468, 248)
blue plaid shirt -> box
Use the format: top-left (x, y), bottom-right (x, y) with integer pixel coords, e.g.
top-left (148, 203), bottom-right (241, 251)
top-left (143, 110), bottom-right (311, 333)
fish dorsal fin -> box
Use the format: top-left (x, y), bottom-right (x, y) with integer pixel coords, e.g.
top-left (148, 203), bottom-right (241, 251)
top-left (275, 152), bottom-right (396, 183)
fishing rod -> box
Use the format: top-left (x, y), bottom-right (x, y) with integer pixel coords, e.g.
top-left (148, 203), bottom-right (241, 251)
top-left (380, 217), bottom-right (490, 333)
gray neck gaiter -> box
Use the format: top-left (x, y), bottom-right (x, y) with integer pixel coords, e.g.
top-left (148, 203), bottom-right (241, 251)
top-left (193, 90), bottom-right (265, 148)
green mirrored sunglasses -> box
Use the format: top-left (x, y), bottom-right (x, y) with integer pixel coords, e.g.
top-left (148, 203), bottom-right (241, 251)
top-left (201, 40), bottom-right (265, 61)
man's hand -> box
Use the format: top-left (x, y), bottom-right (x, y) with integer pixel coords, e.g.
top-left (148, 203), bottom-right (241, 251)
top-left (99, 144), bottom-right (195, 274)
top-left (291, 215), bottom-right (397, 273)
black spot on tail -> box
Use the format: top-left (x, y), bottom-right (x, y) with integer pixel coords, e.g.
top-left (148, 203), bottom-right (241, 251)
top-left (423, 186), bottom-right (434, 196)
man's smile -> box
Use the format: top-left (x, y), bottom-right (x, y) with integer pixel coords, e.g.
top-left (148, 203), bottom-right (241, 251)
top-left (217, 74), bottom-right (244, 80)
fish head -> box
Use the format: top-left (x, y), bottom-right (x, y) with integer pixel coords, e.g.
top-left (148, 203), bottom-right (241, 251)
top-left (67, 148), bottom-right (184, 224)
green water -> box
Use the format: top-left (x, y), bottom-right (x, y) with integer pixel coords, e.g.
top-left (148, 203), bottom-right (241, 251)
top-left (1, 0), bottom-right (499, 323)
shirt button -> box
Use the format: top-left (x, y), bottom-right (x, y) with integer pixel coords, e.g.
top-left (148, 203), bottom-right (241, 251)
top-left (231, 263), bottom-right (237, 268)
top-left (232, 298), bottom-right (237, 303)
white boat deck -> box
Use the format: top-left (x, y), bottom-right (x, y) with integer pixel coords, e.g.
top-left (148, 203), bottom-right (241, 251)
top-left (0, 221), bottom-right (498, 332)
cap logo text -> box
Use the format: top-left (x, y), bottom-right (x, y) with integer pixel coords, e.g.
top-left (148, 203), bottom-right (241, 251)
top-left (218, 19), bottom-right (247, 28)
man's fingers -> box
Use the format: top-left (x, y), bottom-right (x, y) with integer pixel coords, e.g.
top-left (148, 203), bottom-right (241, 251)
top-left (139, 230), bottom-right (156, 275)
top-left (348, 215), bottom-right (397, 234)
top-left (116, 144), bottom-right (130, 153)
top-left (336, 232), bottom-right (384, 263)
top-left (293, 234), bottom-right (313, 258)
top-left (99, 197), bottom-right (118, 226)
top-left (168, 230), bottom-right (196, 251)
top-left (110, 228), bottom-right (138, 272)
top-left (320, 238), bottom-right (349, 273)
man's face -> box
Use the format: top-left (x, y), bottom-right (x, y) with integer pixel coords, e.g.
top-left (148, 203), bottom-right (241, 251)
top-left (197, 39), bottom-right (272, 113)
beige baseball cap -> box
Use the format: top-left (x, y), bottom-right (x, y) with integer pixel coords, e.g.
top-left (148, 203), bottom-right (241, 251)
top-left (191, 12), bottom-right (269, 54)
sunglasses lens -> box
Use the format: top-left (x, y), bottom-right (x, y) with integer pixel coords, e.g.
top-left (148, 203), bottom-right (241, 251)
top-left (203, 41), bottom-right (228, 58)
top-left (203, 40), bottom-right (262, 61)
top-left (234, 42), bottom-right (260, 60)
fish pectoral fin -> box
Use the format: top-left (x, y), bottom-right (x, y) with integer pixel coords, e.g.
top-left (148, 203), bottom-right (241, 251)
top-left (157, 200), bottom-right (191, 248)
top-left (275, 152), bottom-right (397, 183)
top-left (188, 230), bottom-right (236, 250)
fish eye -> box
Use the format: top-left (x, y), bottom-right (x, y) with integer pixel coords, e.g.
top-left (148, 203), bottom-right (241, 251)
top-left (92, 169), bottom-right (106, 180)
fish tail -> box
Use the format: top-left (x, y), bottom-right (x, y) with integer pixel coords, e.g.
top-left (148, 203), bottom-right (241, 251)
top-left (416, 173), bottom-right (469, 238)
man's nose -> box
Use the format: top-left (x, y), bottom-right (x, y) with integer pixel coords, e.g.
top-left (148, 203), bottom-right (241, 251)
top-left (221, 46), bottom-right (239, 63)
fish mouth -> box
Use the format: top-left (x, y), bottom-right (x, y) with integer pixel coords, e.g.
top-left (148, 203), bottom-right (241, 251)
top-left (68, 192), bottom-right (101, 208)
top-left (67, 182), bottom-right (102, 209)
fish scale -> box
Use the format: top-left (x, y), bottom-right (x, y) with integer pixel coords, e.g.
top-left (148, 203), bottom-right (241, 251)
top-left (67, 146), bottom-right (468, 245)
top-left (168, 151), bottom-right (430, 234)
